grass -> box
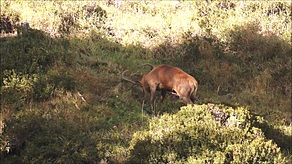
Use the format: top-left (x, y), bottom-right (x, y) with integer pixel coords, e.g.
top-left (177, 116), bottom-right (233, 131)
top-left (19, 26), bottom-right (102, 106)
top-left (1, 0), bottom-right (291, 163)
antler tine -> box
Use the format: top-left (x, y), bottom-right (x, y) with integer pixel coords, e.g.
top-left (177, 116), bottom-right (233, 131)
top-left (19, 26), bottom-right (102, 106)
top-left (141, 63), bottom-right (154, 71)
top-left (121, 70), bottom-right (138, 84)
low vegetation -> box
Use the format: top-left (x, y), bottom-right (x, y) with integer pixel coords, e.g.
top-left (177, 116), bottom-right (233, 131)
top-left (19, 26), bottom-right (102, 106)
top-left (1, 0), bottom-right (291, 163)
top-left (129, 104), bottom-right (286, 163)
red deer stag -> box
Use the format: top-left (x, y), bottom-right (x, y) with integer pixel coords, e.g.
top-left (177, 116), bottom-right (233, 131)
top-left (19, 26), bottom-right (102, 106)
top-left (122, 64), bottom-right (199, 114)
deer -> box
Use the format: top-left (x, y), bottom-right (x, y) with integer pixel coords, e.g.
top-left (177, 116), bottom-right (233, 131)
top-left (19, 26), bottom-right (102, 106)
top-left (122, 64), bottom-right (199, 114)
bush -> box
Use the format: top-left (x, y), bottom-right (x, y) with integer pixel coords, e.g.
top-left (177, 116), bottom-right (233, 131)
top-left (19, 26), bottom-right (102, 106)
top-left (1, 107), bottom-right (118, 163)
top-left (0, 29), bottom-right (76, 110)
top-left (1, 30), bottom-right (54, 74)
top-left (128, 104), bottom-right (286, 163)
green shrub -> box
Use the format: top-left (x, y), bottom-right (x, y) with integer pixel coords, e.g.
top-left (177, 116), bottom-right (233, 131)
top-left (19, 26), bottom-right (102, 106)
top-left (1, 30), bottom-right (54, 74)
top-left (1, 108), bottom-right (111, 163)
top-left (1, 70), bottom-right (38, 110)
top-left (128, 104), bottom-right (286, 163)
top-left (0, 29), bottom-right (76, 108)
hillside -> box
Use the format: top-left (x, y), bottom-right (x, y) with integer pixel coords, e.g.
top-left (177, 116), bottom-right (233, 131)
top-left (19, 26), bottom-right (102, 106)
top-left (1, 1), bottom-right (291, 163)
